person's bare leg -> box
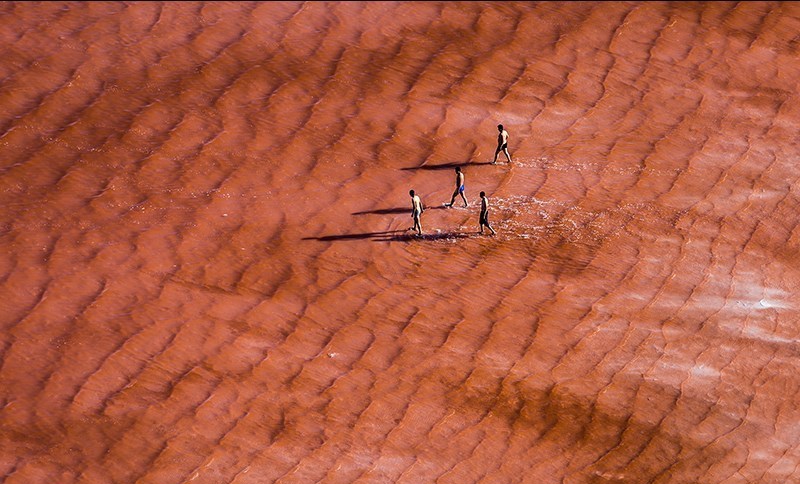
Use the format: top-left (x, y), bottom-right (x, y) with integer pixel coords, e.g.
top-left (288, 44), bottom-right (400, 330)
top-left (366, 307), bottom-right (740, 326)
top-left (460, 192), bottom-right (468, 207)
top-left (504, 148), bottom-right (512, 163)
top-left (446, 190), bottom-right (457, 207)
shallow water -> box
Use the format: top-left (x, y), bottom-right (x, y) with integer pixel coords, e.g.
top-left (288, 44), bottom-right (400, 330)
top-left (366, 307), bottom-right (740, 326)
top-left (2, 2), bottom-right (800, 483)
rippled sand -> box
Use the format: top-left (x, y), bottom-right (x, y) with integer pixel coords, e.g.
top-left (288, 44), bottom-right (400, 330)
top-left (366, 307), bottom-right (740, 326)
top-left (2, 2), bottom-right (800, 483)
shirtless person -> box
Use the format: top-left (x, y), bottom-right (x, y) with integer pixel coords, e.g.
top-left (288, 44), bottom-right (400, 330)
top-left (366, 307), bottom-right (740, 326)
top-left (479, 191), bottom-right (496, 235)
top-left (492, 124), bottom-right (512, 164)
top-left (445, 166), bottom-right (468, 208)
top-left (410, 189), bottom-right (424, 236)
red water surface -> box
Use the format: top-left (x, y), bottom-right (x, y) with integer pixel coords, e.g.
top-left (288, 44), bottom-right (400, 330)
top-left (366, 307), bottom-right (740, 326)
top-left (2, 2), bottom-right (800, 483)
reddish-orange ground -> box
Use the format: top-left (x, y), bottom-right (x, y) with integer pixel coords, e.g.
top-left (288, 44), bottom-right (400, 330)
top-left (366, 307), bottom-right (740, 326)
top-left (2, 2), bottom-right (800, 483)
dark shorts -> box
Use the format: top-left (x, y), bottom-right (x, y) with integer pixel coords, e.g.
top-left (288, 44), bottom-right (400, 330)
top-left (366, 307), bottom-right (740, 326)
top-left (501, 143), bottom-right (508, 150)
top-left (480, 212), bottom-right (489, 224)
top-left (458, 185), bottom-right (465, 193)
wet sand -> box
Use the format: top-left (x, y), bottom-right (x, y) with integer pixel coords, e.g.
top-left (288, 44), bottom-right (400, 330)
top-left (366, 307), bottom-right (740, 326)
top-left (2, 1), bottom-right (800, 483)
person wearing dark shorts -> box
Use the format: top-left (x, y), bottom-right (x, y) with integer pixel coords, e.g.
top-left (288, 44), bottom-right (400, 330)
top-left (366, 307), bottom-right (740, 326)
top-left (479, 191), bottom-right (496, 235)
top-left (493, 124), bottom-right (512, 164)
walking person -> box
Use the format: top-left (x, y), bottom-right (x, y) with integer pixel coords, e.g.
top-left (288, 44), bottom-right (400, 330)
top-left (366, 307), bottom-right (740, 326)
top-left (492, 124), bottom-right (512, 164)
top-left (445, 166), bottom-right (468, 208)
top-left (409, 189), bottom-right (424, 236)
top-left (479, 191), bottom-right (496, 235)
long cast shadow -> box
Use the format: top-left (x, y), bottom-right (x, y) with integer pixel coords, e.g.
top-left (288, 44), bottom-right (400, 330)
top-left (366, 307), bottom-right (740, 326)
top-left (378, 231), bottom-right (473, 242)
top-left (302, 230), bottom-right (405, 241)
top-left (353, 205), bottom-right (449, 215)
top-left (352, 207), bottom-right (408, 215)
top-left (400, 161), bottom-right (494, 171)
top-left (303, 229), bottom-right (472, 242)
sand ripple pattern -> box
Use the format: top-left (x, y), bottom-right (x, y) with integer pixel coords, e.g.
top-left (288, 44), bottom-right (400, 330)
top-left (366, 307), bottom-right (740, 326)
top-left (2, 2), bottom-right (800, 483)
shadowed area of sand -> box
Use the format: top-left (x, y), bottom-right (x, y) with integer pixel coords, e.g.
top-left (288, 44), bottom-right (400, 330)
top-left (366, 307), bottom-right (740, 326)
top-left (2, 2), bottom-right (800, 483)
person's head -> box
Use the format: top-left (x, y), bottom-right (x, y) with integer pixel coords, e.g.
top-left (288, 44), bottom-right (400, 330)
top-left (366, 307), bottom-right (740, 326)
top-left (480, 191), bottom-right (486, 198)
top-left (497, 124), bottom-right (503, 131)
top-left (409, 189), bottom-right (415, 197)
top-left (455, 166), bottom-right (461, 173)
